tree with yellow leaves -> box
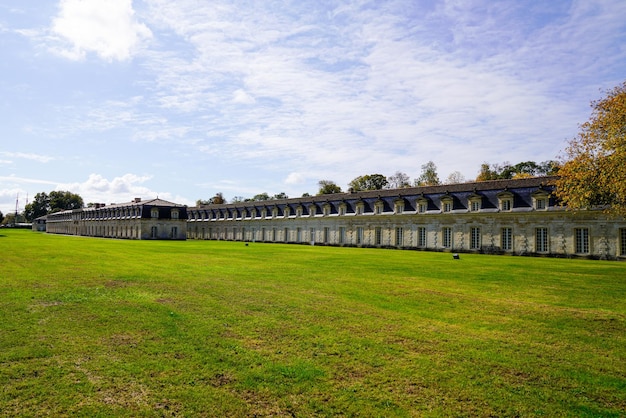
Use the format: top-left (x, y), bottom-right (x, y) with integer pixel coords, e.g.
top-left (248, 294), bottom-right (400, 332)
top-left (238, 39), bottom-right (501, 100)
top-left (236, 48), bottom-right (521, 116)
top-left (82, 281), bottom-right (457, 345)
top-left (556, 82), bottom-right (626, 216)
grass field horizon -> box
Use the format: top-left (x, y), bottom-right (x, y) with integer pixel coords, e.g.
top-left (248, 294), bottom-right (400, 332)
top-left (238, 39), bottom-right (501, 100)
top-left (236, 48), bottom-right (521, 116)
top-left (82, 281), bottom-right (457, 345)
top-left (1, 229), bottom-right (625, 416)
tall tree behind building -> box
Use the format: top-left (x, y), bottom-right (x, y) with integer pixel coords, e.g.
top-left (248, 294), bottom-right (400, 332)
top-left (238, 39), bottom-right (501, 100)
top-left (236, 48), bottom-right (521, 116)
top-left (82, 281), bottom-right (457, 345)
top-left (556, 81), bottom-right (626, 215)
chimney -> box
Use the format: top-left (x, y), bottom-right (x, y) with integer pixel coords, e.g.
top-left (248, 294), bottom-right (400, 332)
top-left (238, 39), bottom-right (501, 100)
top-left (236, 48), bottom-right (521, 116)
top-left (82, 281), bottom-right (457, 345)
top-left (134, 198), bottom-right (142, 203)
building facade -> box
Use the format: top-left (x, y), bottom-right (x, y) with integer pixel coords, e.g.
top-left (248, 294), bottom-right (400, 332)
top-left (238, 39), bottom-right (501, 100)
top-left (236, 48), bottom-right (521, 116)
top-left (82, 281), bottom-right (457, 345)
top-left (42, 198), bottom-right (187, 240)
top-left (187, 177), bottom-right (626, 259)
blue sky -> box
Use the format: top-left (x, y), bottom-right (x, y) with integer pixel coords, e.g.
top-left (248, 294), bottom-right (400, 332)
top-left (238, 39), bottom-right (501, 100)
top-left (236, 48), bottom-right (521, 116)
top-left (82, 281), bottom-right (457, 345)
top-left (1, 0), bottom-right (625, 214)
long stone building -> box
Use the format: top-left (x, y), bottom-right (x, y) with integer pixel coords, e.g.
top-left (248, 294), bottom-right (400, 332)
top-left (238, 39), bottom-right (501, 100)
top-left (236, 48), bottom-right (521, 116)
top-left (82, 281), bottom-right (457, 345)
top-left (37, 177), bottom-right (626, 259)
top-left (188, 176), bottom-right (626, 259)
top-left (43, 198), bottom-right (188, 240)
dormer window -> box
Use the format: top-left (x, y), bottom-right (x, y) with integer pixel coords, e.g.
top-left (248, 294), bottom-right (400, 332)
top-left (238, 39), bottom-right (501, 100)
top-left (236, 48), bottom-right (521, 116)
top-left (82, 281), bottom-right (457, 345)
top-left (284, 206), bottom-right (291, 218)
top-left (272, 207), bottom-right (278, 218)
top-left (416, 197), bottom-right (428, 214)
top-left (171, 209), bottom-right (179, 219)
top-left (151, 208), bottom-right (159, 218)
top-left (394, 199), bottom-right (405, 214)
top-left (497, 190), bottom-right (514, 212)
top-left (440, 196), bottom-right (453, 213)
top-left (374, 200), bottom-right (384, 214)
top-left (338, 204), bottom-right (346, 216)
top-left (295, 205), bottom-right (303, 217)
top-left (531, 188), bottom-right (550, 211)
top-left (309, 204), bottom-right (317, 217)
top-left (468, 192), bottom-right (482, 212)
top-left (323, 204), bottom-right (331, 216)
top-left (355, 202), bottom-right (364, 215)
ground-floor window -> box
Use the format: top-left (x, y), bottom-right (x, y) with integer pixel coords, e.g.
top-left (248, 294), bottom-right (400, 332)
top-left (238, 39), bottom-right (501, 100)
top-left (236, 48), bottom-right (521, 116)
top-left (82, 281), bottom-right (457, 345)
top-left (470, 227), bottom-right (481, 250)
top-left (442, 227), bottom-right (452, 248)
top-left (501, 227), bottom-right (512, 251)
top-left (395, 227), bottom-right (404, 247)
top-left (310, 228), bottom-right (315, 243)
top-left (323, 227), bottom-right (329, 244)
top-left (418, 227), bottom-right (426, 247)
top-left (356, 227), bottom-right (363, 244)
top-left (296, 227), bottom-right (302, 243)
top-left (375, 227), bottom-right (382, 246)
top-left (575, 228), bottom-right (589, 254)
top-left (620, 229), bottom-right (626, 256)
top-left (284, 228), bottom-right (289, 242)
top-left (536, 227), bottom-right (548, 253)
top-left (339, 227), bottom-right (346, 244)
top-left (151, 226), bottom-right (158, 238)
top-left (171, 226), bottom-right (178, 238)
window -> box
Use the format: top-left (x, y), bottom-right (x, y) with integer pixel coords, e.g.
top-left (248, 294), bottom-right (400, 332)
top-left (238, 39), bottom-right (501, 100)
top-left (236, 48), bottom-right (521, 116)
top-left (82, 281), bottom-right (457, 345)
top-left (151, 226), bottom-right (158, 238)
top-left (323, 227), bottom-right (329, 244)
top-left (395, 200), bottom-right (404, 214)
top-left (151, 208), bottom-right (159, 218)
top-left (471, 201), bottom-right (481, 212)
top-left (418, 202), bottom-right (427, 213)
top-left (309, 205), bottom-right (316, 216)
top-left (171, 226), bottom-right (178, 238)
top-left (442, 202), bottom-right (452, 213)
top-left (395, 227), bottom-right (404, 246)
top-left (501, 227), bottom-right (513, 251)
top-left (296, 228), bottom-right (302, 242)
top-left (418, 227), bottom-right (426, 247)
top-left (310, 228), bottom-right (316, 244)
top-left (470, 227), bottom-right (481, 250)
top-left (536, 228), bottom-right (548, 252)
top-left (338, 205), bottom-right (346, 216)
top-left (501, 199), bottom-right (512, 211)
top-left (339, 227), bottom-right (346, 244)
top-left (442, 227), bottom-right (452, 248)
top-left (375, 227), bottom-right (382, 245)
top-left (535, 198), bottom-right (546, 210)
top-left (575, 228), bottom-right (589, 254)
top-left (323, 205), bottom-right (330, 216)
top-left (621, 229), bottom-right (626, 256)
top-left (356, 227), bottom-right (364, 244)
top-left (375, 203), bottom-right (383, 214)
top-left (171, 209), bottom-right (179, 219)
top-left (284, 228), bottom-right (289, 242)
top-left (356, 204), bottom-right (364, 215)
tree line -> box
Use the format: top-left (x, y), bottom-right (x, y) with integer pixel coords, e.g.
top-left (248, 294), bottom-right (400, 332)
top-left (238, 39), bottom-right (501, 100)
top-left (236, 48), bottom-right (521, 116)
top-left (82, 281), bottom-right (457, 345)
top-left (200, 158), bottom-right (560, 205)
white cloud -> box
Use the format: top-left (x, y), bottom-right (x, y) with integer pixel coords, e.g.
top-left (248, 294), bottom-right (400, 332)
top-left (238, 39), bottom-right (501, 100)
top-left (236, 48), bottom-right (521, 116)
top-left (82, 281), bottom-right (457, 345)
top-left (58, 173), bottom-right (154, 204)
top-left (0, 152), bottom-right (54, 163)
top-left (284, 172), bottom-right (306, 185)
top-left (50, 0), bottom-right (152, 61)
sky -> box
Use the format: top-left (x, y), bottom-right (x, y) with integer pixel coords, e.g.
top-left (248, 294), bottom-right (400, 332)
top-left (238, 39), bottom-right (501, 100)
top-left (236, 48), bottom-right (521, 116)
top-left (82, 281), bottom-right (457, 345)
top-left (1, 0), bottom-right (625, 214)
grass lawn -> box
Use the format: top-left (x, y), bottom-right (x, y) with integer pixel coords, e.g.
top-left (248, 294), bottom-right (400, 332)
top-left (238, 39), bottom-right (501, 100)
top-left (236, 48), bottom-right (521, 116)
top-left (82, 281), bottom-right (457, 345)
top-left (1, 229), bottom-right (625, 416)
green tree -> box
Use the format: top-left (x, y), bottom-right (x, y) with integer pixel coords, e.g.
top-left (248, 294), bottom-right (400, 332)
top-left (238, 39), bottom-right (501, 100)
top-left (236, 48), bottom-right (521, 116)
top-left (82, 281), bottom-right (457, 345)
top-left (317, 180), bottom-right (342, 195)
top-left (252, 193), bottom-right (270, 201)
top-left (557, 81), bottom-right (626, 215)
top-left (48, 191), bottom-right (83, 213)
top-left (349, 174), bottom-right (388, 191)
top-left (414, 161), bottom-right (440, 186)
top-left (0, 210), bottom-right (4, 224)
top-left (24, 192), bottom-right (49, 221)
top-left (272, 192), bottom-right (289, 200)
top-left (24, 191), bottom-right (83, 220)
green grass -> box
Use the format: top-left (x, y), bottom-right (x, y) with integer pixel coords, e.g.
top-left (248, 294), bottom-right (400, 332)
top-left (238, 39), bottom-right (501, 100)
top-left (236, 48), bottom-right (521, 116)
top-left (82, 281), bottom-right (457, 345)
top-left (1, 229), bottom-right (625, 417)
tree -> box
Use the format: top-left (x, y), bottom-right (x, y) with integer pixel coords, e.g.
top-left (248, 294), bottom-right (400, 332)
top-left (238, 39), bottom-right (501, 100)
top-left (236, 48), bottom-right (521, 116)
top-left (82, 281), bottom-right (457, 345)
top-left (444, 171), bottom-right (465, 184)
top-left (414, 161), bottom-right (440, 186)
top-left (317, 180), bottom-right (342, 195)
top-left (197, 193), bottom-right (226, 206)
top-left (0, 210), bottom-right (4, 224)
top-left (231, 196), bottom-right (245, 203)
top-left (349, 174), bottom-right (388, 191)
top-left (24, 192), bottom-right (49, 221)
top-left (273, 192), bottom-right (288, 200)
top-left (49, 191), bottom-right (83, 212)
top-left (556, 81), bottom-right (626, 215)
top-left (24, 191), bottom-right (83, 220)
top-left (386, 171), bottom-right (411, 189)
